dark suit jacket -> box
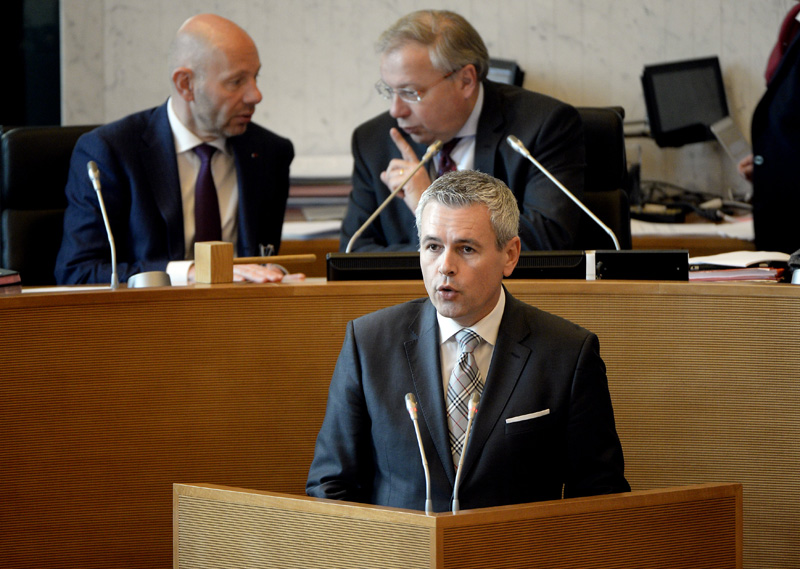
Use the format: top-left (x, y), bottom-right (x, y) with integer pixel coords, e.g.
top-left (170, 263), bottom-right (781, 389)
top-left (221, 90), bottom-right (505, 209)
top-left (306, 291), bottom-right (629, 512)
top-left (54, 102), bottom-right (294, 284)
top-left (751, 32), bottom-right (800, 254)
top-left (340, 80), bottom-right (586, 252)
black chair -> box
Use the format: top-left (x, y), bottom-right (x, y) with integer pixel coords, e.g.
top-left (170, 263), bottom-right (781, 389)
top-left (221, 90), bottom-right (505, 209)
top-left (575, 107), bottom-right (632, 250)
top-left (0, 124), bottom-right (97, 285)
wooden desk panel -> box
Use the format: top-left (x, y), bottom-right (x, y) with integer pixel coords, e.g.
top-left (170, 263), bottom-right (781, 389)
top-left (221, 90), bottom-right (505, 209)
top-left (1, 280), bottom-right (798, 568)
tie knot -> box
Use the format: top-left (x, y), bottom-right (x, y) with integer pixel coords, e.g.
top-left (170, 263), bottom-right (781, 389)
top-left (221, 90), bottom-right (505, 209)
top-left (441, 137), bottom-right (460, 156)
top-left (456, 328), bottom-right (480, 353)
top-left (194, 143), bottom-right (216, 164)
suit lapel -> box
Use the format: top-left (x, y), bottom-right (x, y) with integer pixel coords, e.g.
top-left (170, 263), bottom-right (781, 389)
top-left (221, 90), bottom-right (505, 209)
top-left (142, 103), bottom-right (184, 259)
top-left (230, 133), bottom-right (263, 257)
top-left (460, 292), bottom-right (532, 478)
top-left (473, 81), bottom-right (505, 177)
top-left (403, 300), bottom-right (457, 482)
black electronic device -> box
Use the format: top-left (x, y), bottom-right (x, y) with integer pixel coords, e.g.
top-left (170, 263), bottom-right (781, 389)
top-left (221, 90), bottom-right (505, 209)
top-left (326, 251), bottom-right (688, 281)
top-left (488, 58), bottom-right (525, 87)
top-left (641, 56), bottom-right (729, 148)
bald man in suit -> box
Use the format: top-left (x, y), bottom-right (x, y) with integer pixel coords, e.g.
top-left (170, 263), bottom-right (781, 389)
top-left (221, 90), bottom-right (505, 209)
top-left (308, 170), bottom-right (628, 512)
top-left (56, 14), bottom-right (296, 285)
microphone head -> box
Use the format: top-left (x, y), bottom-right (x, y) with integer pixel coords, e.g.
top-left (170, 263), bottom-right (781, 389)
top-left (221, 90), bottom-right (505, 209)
top-left (505, 135), bottom-right (528, 157)
top-left (405, 393), bottom-right (419, 420)
top-left (87, 161), bottom-right (100, 187)
top-left (468, 392), bottom-right (480, 417)
top-left (420, 140), bottom-right (444, 162)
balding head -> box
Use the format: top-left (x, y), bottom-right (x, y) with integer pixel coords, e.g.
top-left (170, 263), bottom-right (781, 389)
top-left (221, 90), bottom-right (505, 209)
top-left (168, 14), bottom-right (262, 140)
top-left (169, 14), bottom-right (255, 79)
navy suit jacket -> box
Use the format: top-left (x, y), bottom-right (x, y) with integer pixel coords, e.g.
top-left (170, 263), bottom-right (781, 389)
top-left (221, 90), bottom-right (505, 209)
top-left (306, 291), bottom-right (629, 512)
top-left (751, 32), bottom-right (800, 254)
top-left (340, 80), bottom-right (586, 252)
top-left (55, 102), bottom-right (294, 284)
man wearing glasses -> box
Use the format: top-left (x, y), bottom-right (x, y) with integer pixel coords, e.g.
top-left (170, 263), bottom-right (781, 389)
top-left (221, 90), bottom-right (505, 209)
top-left (340, 9), bottom-right (586, 253)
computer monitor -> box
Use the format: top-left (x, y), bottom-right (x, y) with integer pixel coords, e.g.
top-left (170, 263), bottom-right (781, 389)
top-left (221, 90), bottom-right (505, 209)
top-left (641, 56), bottom-right (729, 148)
top-left (326, 251), bottom-right (689, 281)
top-left (488, 58), bottom-right (525, 87)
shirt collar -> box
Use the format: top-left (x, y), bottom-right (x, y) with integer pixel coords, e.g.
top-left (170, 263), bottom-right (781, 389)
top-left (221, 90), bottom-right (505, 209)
top-left (167, 97), bottom-right (229, 155)
top-left (437, 285), bottom-right (505, 347)
top-left (453, 82), bottom-right (484, 139)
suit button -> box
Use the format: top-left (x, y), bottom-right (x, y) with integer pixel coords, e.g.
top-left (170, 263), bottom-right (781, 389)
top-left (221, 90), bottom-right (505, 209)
top-left (754, 155), bottom-right (764, 165)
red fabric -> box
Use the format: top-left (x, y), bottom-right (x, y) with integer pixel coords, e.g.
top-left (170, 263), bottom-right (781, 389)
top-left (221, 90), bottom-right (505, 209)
top-left (436, 138), bottom-right (461, 178)
top-left (765, 3), bottom-right (800, 84)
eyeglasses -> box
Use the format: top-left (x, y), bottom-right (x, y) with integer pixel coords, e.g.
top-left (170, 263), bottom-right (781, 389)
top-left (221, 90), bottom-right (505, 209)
top-left (375, 69), bottom-right (458, 103)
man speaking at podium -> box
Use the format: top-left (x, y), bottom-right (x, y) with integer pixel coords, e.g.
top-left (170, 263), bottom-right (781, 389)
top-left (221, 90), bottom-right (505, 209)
top-left (55, 14), bottom-right (295, 285)
top-left (308, 171), bottom-right (629, 513)
top-left (340, 9), bottom-right (586, 253)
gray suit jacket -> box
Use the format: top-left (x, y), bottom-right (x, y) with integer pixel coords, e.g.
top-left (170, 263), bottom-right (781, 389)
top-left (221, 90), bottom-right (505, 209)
top-left (306, 291), bottom-right (629, 512)
top-left (340, 80), bottom-right (586, 252)
top-left (55, 102), bottom-right (294, 284)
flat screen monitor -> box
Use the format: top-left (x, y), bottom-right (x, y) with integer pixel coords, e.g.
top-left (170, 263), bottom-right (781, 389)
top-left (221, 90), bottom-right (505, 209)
top-left (488, 58), bottom-right (525, 87)
top-left (326, 251), bottom-right (688, 281)
top-left (641, 56), bottom-right (729, 148)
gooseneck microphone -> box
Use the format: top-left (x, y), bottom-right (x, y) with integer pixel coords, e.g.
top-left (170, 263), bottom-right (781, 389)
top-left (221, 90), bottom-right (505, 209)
top-left (505, 135), bottom-right (620, 251)
top-left (345, 140), bottom-right (443, 253)
top-left (87, 161), bottom-right (120, 289)
top-left (405, 392), bottom-right (433, 515)
top-left (452, 391), bottom-right (480, 514)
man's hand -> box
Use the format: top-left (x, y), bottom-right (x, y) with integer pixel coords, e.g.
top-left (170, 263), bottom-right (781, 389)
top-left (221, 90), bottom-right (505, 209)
top-left (379, 127), bottom-right (432, 212)
top-left (188, 263), bottom-right (306, 283)
top-left (737, 154), bottom-right (754, 182)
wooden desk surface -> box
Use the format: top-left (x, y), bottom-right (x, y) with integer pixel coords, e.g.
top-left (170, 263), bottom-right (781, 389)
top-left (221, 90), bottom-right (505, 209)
top-left (2, 280), bottom-right (798, 569)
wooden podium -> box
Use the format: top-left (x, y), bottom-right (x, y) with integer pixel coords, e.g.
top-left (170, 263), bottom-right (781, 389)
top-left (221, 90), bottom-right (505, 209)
top-left (174, 483), bottom-right (742, 569)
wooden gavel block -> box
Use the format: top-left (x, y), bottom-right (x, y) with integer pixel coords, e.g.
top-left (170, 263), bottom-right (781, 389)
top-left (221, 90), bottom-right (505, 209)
top-left (194, 241), bottom-right (316, 283)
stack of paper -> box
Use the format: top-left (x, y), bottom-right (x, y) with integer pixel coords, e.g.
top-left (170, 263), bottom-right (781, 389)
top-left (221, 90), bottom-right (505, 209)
top-left (688, 251), bottom-right (790, 282)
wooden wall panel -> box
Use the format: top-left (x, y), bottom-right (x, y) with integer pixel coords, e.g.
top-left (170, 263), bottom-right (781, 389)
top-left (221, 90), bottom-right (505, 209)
top-left (1, 280), bottom-right (797, 568)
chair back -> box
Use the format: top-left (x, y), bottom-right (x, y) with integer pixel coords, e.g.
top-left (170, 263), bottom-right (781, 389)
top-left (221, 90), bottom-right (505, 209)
top-left (575, 107), bottom-right (632, 250)
top-left (0, 125), bottom-right (97, 284)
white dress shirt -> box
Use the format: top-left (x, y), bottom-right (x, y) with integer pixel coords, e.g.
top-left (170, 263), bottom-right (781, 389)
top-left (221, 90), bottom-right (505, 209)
top-left (165, 98), bottom-right (239, 284)
top-left (437, 285), bottom-right (505, 395)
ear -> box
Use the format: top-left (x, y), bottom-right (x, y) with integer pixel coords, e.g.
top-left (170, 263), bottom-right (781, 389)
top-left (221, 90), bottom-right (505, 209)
top-left (172, 67), bottom-right (195, 102)
top-left (502, 236), bottom-right (521, 277)
top-left (457, 64), bottom-right (479, 99)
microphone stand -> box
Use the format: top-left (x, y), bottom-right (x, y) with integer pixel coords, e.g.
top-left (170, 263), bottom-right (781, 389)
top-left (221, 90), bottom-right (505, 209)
top-left (345, 140), bottom-right (443, 253)
top-left (405, 393), bottom-right (433, 515)
top-left (87, 161), bottom-right (120, 289)
top-left (506, 135), bottom-right (621, 251)
top-left (452, 392), bottom-right (479, 513)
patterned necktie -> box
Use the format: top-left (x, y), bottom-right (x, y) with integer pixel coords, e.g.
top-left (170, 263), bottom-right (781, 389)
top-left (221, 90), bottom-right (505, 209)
top-left (193, 143), bottom-right (222, 242)
top-left (446, 328), bottom-right (483, 468)
top-left (436, 138), bottom-right (461, 178)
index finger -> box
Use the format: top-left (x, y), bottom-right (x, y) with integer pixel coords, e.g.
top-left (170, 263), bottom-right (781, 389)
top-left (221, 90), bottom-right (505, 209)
top-left (389, 127), bottom-right (420, 162)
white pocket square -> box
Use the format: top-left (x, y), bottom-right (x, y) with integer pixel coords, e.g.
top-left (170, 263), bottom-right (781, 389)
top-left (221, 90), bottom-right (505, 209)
top-left (506, 409), bottom-right (550, 424)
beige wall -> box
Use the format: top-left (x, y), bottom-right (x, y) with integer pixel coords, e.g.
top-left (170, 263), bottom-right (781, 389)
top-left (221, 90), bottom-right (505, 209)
top-left (61, 0), bottom-right (793, 197)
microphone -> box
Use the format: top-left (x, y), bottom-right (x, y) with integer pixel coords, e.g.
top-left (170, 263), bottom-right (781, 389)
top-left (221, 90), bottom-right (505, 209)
top-left (345, 140), bottom-right (443, 253)
top-left (405, 392), bottom-right (432, 515)
top-left (452, 391), bottom-right (480, 514)
top-left (506, 134), bottom-right (621, 251)
top-left (87, 161), bottom-right (120, 290)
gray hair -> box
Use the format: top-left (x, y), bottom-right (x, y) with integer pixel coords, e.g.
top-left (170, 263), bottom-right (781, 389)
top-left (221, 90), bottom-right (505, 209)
top-left (415, 170), bottom-right (520, 249)
top-left (376, 10), bottom-right (489, 81)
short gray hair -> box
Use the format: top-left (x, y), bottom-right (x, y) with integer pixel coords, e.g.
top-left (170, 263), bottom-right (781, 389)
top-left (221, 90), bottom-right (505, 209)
top-left (376, 10), bottom-right (490, 81)
top-left (416, 170), bottom-right (520, 249)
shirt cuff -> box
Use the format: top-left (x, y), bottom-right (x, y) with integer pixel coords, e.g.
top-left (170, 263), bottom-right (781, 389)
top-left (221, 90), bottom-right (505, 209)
top-left (166, 260), bottom-right (194, 286)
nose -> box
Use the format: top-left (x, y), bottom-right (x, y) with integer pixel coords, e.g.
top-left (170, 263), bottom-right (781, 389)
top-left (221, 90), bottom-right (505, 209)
top-left (389, 94), bottom-right (410, 119)
top-left (245, 79), bottom-right (262, 106)
top-left (438, 248), bottom-right (457, 276)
